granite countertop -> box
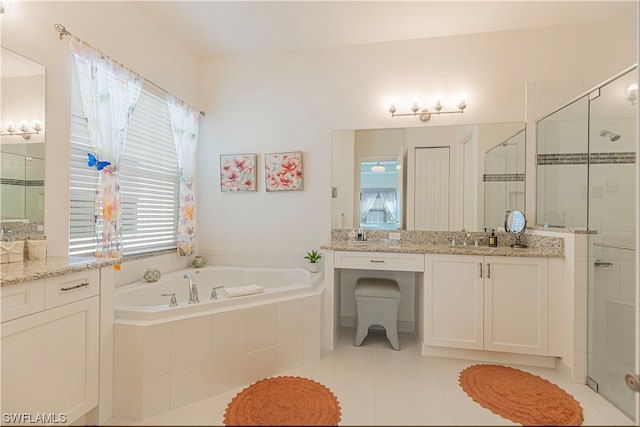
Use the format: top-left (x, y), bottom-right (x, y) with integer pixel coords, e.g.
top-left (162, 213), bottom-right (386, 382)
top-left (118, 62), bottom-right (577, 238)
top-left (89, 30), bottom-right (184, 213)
top-left (0, 256), bottom-right (118, 286)
top-left (320, 241), bottom-right (563, 258)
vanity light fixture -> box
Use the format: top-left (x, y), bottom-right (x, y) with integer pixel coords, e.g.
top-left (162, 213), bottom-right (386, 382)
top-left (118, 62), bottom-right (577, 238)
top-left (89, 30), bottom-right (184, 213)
top-left (1, 119), bottom-right (43, 140)
top-left (388, 95), bottom-right (467, 122)
top-left (627, 83), bottom-right (638, 105)
top-left (371, 162), bottom-right (385, 173)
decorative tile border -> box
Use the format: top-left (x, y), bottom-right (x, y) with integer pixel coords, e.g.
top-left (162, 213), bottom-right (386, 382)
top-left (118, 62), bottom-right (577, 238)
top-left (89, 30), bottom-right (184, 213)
top-left (483, 173), bottom-right (525, 182)
top-left (0, 178), bottom-right (45, 186)
top-left (537, 152), bottom-right (636, 165)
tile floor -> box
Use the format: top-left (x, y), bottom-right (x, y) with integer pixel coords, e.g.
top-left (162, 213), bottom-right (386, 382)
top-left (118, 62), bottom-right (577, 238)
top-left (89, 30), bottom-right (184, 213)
top-left (107, 327), bottom-right (637, 426)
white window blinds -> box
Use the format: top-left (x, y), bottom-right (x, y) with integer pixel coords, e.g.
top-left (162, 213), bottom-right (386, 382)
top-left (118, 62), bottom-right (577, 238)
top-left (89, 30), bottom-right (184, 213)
top-left (69, 68), bottom-right (179, 257)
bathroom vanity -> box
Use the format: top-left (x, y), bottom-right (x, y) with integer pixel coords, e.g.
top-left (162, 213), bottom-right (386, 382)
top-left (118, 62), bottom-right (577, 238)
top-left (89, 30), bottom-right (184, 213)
top-left (0, 257), bottom-right (116, 425)
top-left (322, 230), bottom-right (565, 366)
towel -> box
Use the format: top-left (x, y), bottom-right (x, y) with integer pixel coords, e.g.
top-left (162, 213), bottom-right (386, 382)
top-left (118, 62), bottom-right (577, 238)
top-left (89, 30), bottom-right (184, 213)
top-left (225, 284), bottom-right (264, 298)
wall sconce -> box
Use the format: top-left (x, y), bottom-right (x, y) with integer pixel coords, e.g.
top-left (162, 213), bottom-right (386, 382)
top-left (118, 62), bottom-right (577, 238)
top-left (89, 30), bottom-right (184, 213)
top-left (388, 95), bottom-right (467, 121)
top-left (1, 119), bottom-right (43, 140)
top-left (627, 83), bottom-right (638, 105)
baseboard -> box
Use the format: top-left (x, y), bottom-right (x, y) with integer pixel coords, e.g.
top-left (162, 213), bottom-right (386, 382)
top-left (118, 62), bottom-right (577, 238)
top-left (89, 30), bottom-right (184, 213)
top-left (420, 344), bottom-right (557, 368)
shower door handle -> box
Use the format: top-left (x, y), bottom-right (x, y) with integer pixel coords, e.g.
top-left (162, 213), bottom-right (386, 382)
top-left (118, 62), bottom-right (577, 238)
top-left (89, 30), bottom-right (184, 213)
top-left (625, 373), bottom-right (640, 392)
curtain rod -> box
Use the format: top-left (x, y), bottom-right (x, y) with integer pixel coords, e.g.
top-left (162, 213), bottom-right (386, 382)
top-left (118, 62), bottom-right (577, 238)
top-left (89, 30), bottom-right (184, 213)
top-left (54, 24), bottom-right (205, 117)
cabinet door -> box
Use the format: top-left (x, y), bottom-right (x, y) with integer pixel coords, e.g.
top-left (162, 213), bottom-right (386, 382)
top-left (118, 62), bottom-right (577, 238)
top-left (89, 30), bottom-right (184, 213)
top-left (424, 254), bottom-right (484, 349)
top-left (484, 256), bottom-right (548, 355)
top-left (1, 296), bottom-right (99, 424)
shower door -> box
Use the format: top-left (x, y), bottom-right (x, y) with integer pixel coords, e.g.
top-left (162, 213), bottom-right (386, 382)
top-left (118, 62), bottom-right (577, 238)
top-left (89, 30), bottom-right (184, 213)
top-left (587, 67), bottom-right (638, 421)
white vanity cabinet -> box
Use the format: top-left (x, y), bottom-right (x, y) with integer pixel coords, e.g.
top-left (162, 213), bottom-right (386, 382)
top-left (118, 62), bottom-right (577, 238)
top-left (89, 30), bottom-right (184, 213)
top-left (483, 256), bottom-right (548, 355)
top-left (424, 254), bottom-right (550, 356)
top-left (424, 254), bottom-right (484, 350)
top-left (1, 270), bottom-right (100, 425)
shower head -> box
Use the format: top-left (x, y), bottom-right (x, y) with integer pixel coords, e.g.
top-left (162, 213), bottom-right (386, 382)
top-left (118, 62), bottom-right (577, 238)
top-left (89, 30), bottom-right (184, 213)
top-left (599, 129), bottom-right (621, 142)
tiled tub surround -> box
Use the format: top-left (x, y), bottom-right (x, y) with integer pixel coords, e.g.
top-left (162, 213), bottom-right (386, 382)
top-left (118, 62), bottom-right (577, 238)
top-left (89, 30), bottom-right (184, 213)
top-left (112, 270), bottom-right (324, 419)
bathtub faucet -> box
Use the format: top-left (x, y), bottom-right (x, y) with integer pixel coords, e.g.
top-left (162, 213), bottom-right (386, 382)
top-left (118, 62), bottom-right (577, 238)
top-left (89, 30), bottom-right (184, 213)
top-left (183, 273), bottom-right (200, 304)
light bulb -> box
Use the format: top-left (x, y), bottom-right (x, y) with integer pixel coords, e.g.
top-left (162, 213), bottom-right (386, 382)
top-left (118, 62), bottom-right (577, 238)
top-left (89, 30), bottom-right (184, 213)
top-left (31, 119), bottom-right (42, 132)
top-left (19, 120), bottom-right (29, 132)
top-left (627, 83), bottom-right (638, 105)
top-left (411, 97), bottom-right (420, 113)
top-left (458, 94), bottom-right (467, 111)
top-left (388, 98), bottom-right (397, 114)
top-left (5, 120), bottom-right (16, 133)
top-left (434, 96), bottom-right (443, 112)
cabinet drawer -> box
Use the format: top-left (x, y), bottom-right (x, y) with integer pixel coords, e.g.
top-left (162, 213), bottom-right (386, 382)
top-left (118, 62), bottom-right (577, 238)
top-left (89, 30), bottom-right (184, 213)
top-left (335, 251), bottom-right (425, 272)
top-left (1, 280), bottom-right (45, 323)
top-left (45, 269), bottom-right (100, 309)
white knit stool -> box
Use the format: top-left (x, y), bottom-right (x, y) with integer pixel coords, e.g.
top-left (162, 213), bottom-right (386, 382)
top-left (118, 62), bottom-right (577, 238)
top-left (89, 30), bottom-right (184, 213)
top-left (354, 277), bottom-right (401, 350)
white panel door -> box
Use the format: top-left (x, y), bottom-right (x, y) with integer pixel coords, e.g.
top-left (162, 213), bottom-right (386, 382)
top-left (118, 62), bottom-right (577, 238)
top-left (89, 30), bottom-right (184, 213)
top-left (484, 256), bottom-right (549, 355)
top-left (425, 254), bottom-right (484, 349)
top-left (414, 147), bottom-right (450, 230)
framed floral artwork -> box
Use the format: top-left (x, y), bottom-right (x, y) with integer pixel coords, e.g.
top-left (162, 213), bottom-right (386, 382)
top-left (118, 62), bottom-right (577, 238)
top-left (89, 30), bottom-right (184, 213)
top-left (265, 151), bottom-right (303, 191)
top-left (220, 153), bottom-right (257, 192)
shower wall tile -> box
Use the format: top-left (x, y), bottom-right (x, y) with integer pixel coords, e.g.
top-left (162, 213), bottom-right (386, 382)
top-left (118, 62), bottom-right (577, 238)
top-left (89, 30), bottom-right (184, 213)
top-left (574, 288), bottom-right (588, 321)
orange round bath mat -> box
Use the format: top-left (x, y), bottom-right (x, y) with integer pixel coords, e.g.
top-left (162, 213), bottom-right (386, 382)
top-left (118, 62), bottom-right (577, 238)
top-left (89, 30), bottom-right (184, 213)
top-left (459, 364), bottom-right (583, 426)
top-left (223, 376), bottom-right (341, 426)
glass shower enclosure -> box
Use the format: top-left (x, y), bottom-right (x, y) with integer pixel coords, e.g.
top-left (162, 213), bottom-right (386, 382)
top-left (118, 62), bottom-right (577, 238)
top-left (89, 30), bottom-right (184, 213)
top-left (537, 65), bottom-right (638, 421)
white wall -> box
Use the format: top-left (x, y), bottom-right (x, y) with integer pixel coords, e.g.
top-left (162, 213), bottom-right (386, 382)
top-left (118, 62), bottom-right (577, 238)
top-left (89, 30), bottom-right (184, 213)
top-left (198, 20), bottom-right (637, 255)
top-left (1, 1), bottom-right (200, 256)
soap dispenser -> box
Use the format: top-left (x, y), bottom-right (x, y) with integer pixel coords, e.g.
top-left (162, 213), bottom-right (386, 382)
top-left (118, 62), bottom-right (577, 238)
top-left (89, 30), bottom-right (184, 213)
top-left (489, 229), bottom-right (498, 247)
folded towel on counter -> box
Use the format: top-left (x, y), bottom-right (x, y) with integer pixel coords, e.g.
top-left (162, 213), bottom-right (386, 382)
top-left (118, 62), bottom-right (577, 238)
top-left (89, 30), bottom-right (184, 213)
top-left (225, 284), bottom-right (264, 298)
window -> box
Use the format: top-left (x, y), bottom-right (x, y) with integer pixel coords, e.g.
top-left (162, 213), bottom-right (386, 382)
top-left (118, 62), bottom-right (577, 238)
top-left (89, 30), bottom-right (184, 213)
top-left (69, 68), bottom-right (179, 257)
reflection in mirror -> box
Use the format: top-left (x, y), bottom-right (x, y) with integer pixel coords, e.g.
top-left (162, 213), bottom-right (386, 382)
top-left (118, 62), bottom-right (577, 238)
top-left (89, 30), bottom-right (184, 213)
top-left (332, 122), bottom-right (525, 232)
top-left (505, 209), bottom-right (527, 247)
top-left (1, 47), bottom-right (46, 231)
top-left (359, 158), bottom-right (401, 230)
top-left (483, 129), bottom-right (526, 231)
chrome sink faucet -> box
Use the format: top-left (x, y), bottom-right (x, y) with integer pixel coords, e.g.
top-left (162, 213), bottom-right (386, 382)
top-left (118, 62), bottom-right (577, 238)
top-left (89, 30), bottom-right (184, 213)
top-left (183, 273), bottom-right (200, 304)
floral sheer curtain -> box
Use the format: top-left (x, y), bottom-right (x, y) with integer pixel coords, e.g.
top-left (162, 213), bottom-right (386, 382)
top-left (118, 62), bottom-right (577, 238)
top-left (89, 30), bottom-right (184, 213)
top-left (166, 95), bottom-right (200, 256)
top-left (71, 38), bottom-right (142, 258)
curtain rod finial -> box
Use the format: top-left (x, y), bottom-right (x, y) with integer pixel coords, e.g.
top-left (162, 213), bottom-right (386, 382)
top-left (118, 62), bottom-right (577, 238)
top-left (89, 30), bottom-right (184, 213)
top-left (54, 24), bottom-right (69, 40)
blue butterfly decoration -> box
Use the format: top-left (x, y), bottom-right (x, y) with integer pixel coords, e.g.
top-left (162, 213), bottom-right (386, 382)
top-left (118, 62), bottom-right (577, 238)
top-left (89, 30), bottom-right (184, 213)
top-left (87, 153), bottom-right (111, 171)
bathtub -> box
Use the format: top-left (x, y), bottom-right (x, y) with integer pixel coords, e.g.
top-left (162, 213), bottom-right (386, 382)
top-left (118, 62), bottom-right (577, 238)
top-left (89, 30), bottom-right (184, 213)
top-left (115, 265), bottom-right (321, 322)
top-left (113, 265), bottom-right (325, 419)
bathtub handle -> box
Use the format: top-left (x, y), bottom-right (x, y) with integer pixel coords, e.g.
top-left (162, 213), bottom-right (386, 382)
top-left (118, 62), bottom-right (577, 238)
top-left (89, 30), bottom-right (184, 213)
top-left (161, 293), bottom-right (178, 307)
top-left (210, 286), bottom-right (225, 300)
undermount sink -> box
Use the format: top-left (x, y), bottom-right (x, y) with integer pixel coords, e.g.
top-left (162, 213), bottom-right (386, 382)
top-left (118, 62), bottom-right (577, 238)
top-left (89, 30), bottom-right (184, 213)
top-left (0, 240), bottom-right (25, 263)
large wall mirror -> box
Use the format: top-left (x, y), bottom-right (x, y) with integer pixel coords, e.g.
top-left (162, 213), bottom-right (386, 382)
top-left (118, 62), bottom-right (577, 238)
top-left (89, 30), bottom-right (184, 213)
top-left (1, 47), bottom-right (46, 230)
top-left (332, 122), bottom-right (525, 232)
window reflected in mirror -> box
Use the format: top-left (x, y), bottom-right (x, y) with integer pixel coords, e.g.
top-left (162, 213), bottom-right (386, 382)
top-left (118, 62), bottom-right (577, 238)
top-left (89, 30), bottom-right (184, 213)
top-left (359, 159), bottom-right (401, 230)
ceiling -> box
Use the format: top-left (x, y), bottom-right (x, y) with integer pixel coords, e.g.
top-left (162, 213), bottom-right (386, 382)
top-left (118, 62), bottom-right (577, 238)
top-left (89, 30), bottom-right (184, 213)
top-left (136, 1), bottom-right (637, 58)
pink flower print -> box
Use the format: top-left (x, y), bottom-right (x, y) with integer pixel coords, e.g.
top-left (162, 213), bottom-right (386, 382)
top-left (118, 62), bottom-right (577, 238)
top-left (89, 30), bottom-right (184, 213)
top-left (227, 170), bottom-right (240, 183)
